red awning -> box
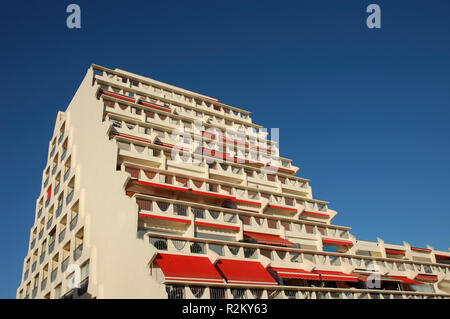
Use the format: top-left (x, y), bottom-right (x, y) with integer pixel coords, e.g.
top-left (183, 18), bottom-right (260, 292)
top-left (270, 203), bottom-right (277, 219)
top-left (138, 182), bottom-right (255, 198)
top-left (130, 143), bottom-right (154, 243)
top-left (215, 259), bottom-right (278, 286)
top-left (243, 231), bottom-right (295, 247)
top-left (322, 238), bottom-right (354, 246)
top-left (313, 270), bottom-right (358, 282)
top-left (154, 253), bottom-right (225, 284)
top-left (389, 276), bottom-right (423, 285)
top-left (385, 249), bottom-right (406, 255)
top-left (268, 267), bottom-right (320, 280)
top-left (415, 274), bottom-right (438, 282)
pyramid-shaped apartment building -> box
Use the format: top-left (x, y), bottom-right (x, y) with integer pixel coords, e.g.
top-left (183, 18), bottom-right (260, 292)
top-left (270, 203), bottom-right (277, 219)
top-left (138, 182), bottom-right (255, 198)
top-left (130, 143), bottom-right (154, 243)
top-left (16, 64), bottom-right (450, 299)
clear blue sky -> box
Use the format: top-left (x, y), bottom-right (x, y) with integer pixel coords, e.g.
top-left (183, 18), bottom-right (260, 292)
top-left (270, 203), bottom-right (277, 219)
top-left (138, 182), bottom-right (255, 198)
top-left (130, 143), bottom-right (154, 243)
top-left (0, 0), bottom-right (449, 298)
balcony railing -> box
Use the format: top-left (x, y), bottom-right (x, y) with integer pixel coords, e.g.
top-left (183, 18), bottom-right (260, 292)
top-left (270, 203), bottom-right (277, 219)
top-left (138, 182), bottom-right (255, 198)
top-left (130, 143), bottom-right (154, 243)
top-left (63, 168), bottom-right (71, 181)
top-left (169, 285), bottom-right (447, 300)
top-left (73, 244), bottom-right (83, 261)
top-left (50, 269), bottom-right (57, 282)
top-left (61, 256), bottom-right (69, 272)
top-left (58, 228), bottom-right (66, 243)
top-left (66, 190), bottom-right (74, 205)
top-left (70, 215), bottom-right (78, 230)
top-left (46, 216), bottom-right (53, 230)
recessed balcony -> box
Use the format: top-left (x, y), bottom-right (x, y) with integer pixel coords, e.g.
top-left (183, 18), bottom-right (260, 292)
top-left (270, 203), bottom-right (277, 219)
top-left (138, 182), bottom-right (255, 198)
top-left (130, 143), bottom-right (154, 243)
top-left (209, 163), bottom-right (245, 184)
top-left (106, 100), bottom-right (144, 121)
top-left (118, 143), bottom-right (164, 168)
top-left (280, 178), bottom-right (310, 196)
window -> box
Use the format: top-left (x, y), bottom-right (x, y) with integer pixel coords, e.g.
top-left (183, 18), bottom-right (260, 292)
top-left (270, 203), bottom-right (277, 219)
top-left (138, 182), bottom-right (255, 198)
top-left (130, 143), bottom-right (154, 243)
top-left (55, 284), bottom-right (62, 299)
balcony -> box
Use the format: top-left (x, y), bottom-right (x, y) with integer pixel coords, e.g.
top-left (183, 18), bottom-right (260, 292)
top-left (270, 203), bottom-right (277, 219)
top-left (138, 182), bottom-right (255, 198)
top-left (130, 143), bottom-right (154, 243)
top-left (118, 144), bottom-right (164, 168)
top-left (209, 163), bottom-right (245, 183)
top-left (66, 190), bottom-right (74, 205)
top-left (41, 278), bottom-right (47, 291)
top-left (106, 100), bottom-right (143, 121)
top-left (247, 174), bottom-right (279, 191)
top-left (73, 244), bottom-right (83, 261)
top-left (46, 217), bottom-right (53, 230)
top-left (63, 168), bottom-right (71, 182)
top-left (280, 178), bottom-right (310, 196)
top-left (58, 228), bottom-right (66, 243)
top-left (61, 256), bottom-right (70, 272)
top-left (70, 215), bottom-right (78, 230)
top-left (50, 269), bottom-right (57, 282)
top-left (194, 209), bottom-right (240, 232)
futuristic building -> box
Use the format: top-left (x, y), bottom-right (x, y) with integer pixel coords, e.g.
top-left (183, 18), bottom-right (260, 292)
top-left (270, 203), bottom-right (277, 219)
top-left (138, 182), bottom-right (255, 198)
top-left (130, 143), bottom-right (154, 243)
top-left (16, 64), bottom-right (450, 299)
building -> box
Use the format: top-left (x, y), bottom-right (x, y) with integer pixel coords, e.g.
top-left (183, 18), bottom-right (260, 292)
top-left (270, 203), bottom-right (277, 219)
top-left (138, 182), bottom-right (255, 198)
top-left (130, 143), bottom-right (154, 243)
top-left (16, 64), bottom-right (450, 299)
